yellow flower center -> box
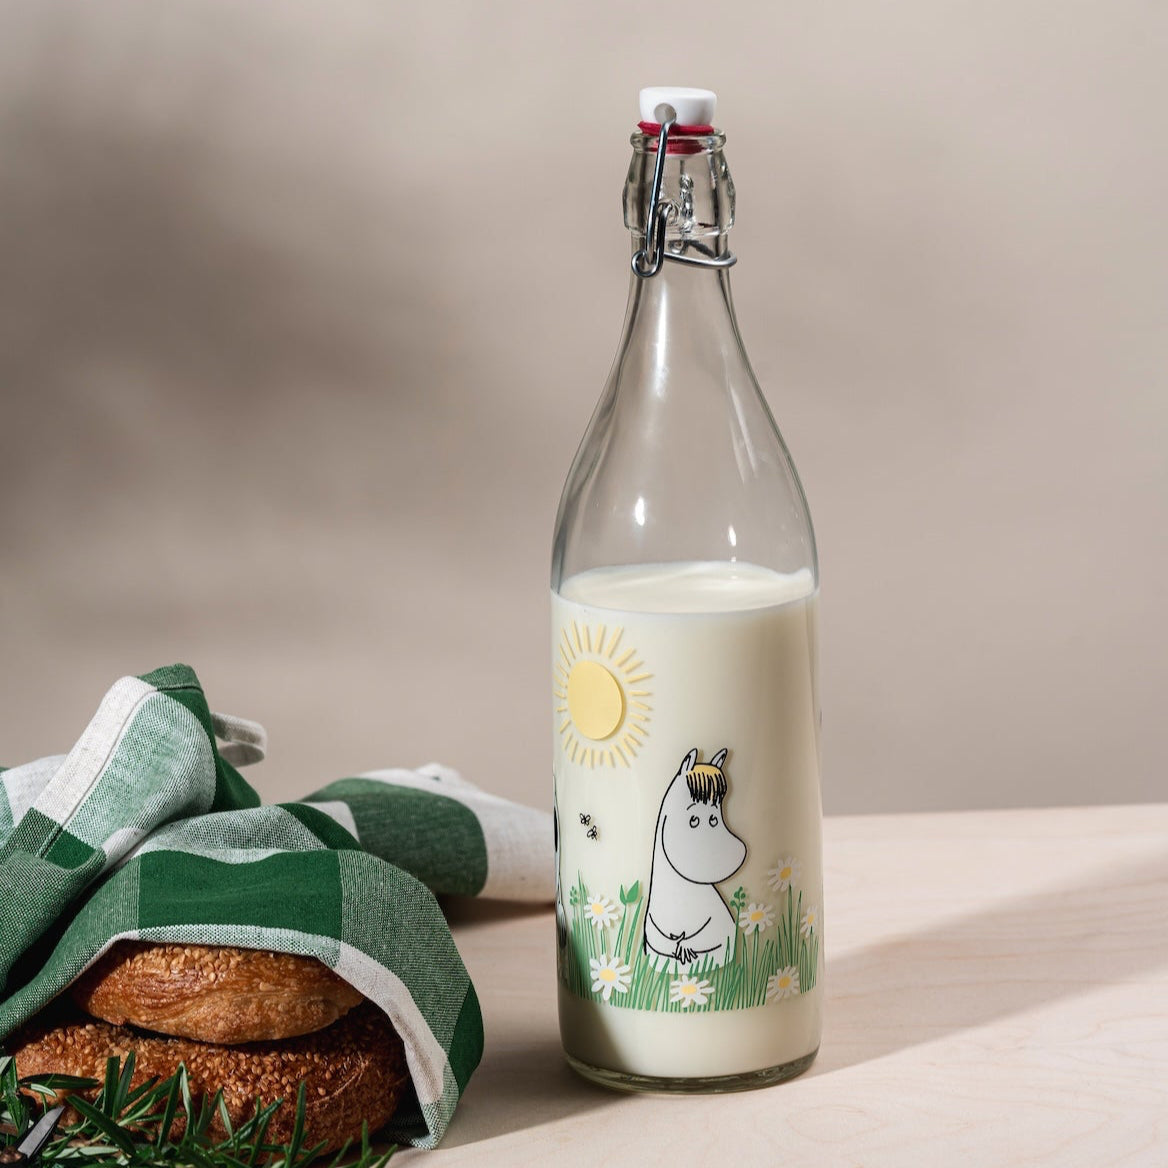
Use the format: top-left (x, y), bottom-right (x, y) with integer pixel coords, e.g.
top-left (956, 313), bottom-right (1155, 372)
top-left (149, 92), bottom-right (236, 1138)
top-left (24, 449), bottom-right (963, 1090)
top-left (750, 910), bottom-right (764, 921)
top-left (779, 975), bottom-right (791, 988)
top-left (780, 867), bottom-right (792, 880)
top-left (599, 968), bottom-right (616, 983)
top-left (591, 903), bottom-right (604, 914)
top-left (681, 983), bottom-right (696, 996)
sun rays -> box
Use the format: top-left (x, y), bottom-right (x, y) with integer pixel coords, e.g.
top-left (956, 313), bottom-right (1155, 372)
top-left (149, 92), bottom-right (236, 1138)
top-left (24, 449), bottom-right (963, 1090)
top-left (554, 621), bottom-right (652, 768)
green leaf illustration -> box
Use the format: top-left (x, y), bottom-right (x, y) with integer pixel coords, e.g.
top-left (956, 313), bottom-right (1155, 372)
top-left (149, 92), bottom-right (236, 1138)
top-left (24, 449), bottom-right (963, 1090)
top-left (561, 869), bottom-right (818, 1012)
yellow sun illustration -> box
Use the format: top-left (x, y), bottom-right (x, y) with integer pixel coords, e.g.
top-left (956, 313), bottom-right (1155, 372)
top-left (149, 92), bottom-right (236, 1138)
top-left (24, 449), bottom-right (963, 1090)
top-left (554, 622), bottom-right (652, 768)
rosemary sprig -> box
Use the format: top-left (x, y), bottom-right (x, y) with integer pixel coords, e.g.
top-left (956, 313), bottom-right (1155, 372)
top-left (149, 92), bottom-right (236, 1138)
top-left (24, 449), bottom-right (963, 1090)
top-left (0, 1055), bottom-right (395, 1168)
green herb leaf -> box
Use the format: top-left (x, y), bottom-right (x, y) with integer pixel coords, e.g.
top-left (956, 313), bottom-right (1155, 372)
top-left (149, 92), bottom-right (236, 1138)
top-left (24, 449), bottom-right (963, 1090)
top-left (68, 1095), bottom-right (141, 1157)
top-left (0, 1050), bottom-right (397, 1168)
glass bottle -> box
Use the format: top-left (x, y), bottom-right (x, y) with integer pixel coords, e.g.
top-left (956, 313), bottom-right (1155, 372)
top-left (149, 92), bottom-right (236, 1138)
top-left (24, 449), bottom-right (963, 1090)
top-left (550, 88), bottom-right (822, 1092)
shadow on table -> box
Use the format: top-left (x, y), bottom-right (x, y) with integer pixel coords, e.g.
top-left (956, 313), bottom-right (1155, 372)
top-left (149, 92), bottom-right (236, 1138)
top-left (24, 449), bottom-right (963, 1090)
top-left (812, 848), bottom-right (1168, 1075)
top-left (437, 1032), bottom-right (621, 1150)
top-left (423, 897), bottom-right (624, 1149)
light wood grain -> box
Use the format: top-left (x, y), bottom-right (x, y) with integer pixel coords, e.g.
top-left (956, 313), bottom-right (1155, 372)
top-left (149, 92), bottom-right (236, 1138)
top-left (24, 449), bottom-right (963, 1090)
top-left (401, 804), bottom-right (1168, 1167)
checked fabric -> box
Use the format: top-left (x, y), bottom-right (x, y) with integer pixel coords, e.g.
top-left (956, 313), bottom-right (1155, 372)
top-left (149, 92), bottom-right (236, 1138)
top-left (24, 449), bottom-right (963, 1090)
top-left (0, 664), bottom-right (553, 1147)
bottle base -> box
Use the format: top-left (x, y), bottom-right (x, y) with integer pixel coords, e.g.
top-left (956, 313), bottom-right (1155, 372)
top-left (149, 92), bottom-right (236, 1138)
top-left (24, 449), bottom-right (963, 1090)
top-left (565, 1046), bottom-right (818, 1094)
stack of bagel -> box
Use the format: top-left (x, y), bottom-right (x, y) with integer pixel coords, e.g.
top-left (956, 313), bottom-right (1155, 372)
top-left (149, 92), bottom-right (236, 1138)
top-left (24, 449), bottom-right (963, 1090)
top-left (8, 942), bottom-right (409, 1152)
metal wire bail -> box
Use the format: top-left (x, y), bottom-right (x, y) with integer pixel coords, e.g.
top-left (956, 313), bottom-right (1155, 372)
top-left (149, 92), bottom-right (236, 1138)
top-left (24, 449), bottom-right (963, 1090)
top-left (631, 118), bottom-right (737, 279)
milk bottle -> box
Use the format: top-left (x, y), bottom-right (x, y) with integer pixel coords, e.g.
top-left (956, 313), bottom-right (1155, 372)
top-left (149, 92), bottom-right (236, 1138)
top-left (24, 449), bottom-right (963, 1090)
top-left (551, 89), bottom-right (822, 1092)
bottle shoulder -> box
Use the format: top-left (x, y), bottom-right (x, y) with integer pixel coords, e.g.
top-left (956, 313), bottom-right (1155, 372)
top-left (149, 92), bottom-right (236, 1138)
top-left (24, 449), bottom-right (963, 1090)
top-left (551, 352), bottom-right (817, 589)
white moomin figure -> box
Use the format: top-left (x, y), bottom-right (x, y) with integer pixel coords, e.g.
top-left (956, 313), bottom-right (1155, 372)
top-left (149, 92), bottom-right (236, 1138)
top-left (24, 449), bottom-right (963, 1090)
top-left (644, 748), bottom-right (747, 969)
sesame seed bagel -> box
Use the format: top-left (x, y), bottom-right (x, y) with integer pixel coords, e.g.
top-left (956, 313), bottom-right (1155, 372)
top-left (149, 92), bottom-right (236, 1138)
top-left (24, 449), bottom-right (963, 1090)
top-left (71, 942), bottom-right (365, 1043)
top-left (8, 1001), bottom-right (409, 1152)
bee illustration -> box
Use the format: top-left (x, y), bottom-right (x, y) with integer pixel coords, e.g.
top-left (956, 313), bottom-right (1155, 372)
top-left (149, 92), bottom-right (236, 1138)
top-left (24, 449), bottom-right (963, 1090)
top-left (586, 825), bottom-right (598, 841)
top-left (579, 813), bottom-right (591, 826)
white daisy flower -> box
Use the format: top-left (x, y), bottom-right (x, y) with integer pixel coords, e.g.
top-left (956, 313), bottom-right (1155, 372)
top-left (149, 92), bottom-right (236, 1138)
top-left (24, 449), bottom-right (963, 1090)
top-left (589, 954), bottom-right (632, 1001)
top-left (766, 856), bottom-right (802, 892)
top-left (766, 966), bottom-right (800, 1001)
top-left (738, 902), bottom-right (775, 934)
top-left (800, 905), bottom-right (819, 937)
top-left (669, 976), bottom-right (713, 1009)
top-left (584, 894), bottom-right (619, 930)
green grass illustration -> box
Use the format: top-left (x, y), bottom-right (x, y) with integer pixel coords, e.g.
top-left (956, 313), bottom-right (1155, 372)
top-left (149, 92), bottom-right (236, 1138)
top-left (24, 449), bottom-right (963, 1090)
top-left (559, 873), bottom-right (819, 1012)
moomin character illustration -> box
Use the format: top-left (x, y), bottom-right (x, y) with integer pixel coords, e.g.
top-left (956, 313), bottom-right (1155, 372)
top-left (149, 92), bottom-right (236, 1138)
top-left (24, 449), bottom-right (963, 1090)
top-left (644, 748), bottom-right (747, 968)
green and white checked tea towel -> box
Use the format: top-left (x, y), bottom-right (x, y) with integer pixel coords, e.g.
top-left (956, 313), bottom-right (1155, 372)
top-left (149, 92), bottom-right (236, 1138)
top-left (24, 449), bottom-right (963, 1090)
top-left (0, 664), bottom-right (553, 1148)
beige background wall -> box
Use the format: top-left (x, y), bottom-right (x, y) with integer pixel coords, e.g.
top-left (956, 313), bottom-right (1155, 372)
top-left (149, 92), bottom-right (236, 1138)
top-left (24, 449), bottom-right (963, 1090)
top-left (1, 2), bottom-right (1164, 815)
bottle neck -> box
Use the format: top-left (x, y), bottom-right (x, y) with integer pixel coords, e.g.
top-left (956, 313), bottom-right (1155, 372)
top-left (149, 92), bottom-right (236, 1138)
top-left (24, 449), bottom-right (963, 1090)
top-left (615, 240), bottom-right (750, 401)
top-left (619, 126), bottom-right (740, 374)
top-left (623, 127), bottom-right (735, 250)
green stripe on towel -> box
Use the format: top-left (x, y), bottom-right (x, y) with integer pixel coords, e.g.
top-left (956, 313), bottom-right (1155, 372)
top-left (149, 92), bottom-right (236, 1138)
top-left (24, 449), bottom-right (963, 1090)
top-left (0, 664), bottom-right (550, 1147)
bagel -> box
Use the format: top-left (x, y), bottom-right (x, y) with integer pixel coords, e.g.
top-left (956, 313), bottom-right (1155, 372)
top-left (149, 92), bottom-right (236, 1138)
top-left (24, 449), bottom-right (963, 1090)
top-left (8, 1001), bottom-right (409, 1152)
top-left (71, 942), bottom-right (365, 1044)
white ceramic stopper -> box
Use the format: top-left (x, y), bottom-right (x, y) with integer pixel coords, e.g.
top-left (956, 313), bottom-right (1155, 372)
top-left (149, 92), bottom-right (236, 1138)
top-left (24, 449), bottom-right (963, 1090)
top-left (638, 86), bottom-right (717, 126)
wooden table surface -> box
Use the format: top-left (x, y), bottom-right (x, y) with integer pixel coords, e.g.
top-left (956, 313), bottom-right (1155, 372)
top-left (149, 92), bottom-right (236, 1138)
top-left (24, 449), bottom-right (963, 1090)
top-left (400, 804), bottom-right (1168, 1167)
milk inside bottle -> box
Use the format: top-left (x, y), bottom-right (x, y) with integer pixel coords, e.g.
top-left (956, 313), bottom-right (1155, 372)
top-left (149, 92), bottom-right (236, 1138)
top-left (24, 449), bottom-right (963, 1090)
top-left (551, 89), bottom-right (823, 1091)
